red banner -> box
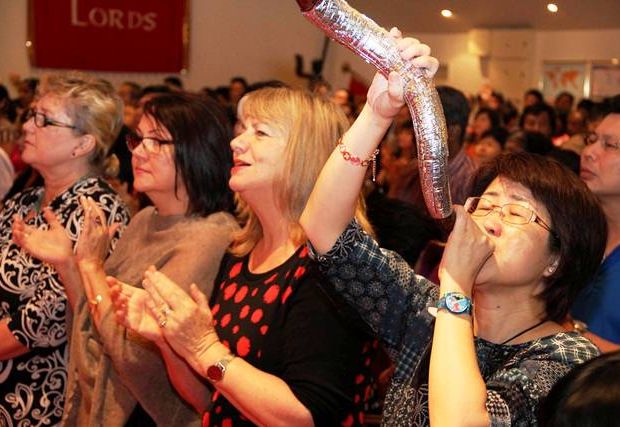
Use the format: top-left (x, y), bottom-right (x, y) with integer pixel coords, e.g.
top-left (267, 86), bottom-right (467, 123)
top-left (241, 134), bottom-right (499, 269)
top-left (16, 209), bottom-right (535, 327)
top-left (28, 0), bottom-right (189, 72)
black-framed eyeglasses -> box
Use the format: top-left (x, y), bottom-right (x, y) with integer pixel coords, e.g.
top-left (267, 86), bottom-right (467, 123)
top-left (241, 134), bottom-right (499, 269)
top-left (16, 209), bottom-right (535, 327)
top-left (585, 131), bottom-right (620, 151)
top-left (465, 197), bottom-right (558, 240)
top-left (126, 132), bottom-right (174, 155)
top-left (25, 108), bottom-right (78, 131)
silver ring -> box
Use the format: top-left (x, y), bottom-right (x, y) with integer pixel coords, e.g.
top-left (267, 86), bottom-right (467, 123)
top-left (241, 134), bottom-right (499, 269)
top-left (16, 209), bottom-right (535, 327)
top-left (160, 306), bottom-right (171, 317)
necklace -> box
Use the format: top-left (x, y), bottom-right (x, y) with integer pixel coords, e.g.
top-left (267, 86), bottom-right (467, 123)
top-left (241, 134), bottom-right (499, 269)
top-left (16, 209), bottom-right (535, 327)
top-left (500, 319), bottom-right (548, 345)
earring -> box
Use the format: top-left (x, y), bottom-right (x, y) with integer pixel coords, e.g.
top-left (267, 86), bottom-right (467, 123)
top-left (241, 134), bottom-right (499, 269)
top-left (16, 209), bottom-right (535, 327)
top-left (547, 266), bottom-right (555, 274)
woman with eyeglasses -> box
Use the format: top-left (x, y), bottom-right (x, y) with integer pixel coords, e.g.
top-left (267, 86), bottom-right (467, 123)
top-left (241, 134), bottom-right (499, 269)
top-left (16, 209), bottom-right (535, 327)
top-left (571, 112), bottom-right (620, 353)
top-left (0, 73), bottom-right (130, 426)
top-left (109, 84), bottom-right (378, 426)
top-left (12, 92), bottom-right (237, 426)
top-left (298, 53), bottom-right (607, 423)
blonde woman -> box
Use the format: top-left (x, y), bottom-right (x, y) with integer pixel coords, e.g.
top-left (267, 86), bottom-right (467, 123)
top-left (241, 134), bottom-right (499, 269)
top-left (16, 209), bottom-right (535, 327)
top-left (110, 85), bottom-right (375, 426)
top-left (0, 73), bottom-right (130, 426)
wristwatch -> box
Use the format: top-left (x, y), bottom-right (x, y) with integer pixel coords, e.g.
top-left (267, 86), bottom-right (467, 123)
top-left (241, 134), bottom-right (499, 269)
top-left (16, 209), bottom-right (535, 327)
top-left (436, 292), bottom-right (473, 315)
top-left (206, 354), bottom-right (236, 382)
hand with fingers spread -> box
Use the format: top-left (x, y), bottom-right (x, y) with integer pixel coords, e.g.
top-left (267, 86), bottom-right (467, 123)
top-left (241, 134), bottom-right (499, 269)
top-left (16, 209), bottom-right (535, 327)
top-left (11, 208), bottom-right (73, 266)
top-left (107, 276), bottom-right (163, 343)
top-left (75, 196), bottom-right (120, 268)
top-left (141, 267), bottom-right (219, 368)
top-left (366, 27), bottom-right (439, 122)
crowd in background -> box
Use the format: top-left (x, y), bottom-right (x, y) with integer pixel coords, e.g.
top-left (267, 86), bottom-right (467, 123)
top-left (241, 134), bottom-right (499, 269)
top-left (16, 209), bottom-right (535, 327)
top-left (0, 64), bottom-right (619, 426)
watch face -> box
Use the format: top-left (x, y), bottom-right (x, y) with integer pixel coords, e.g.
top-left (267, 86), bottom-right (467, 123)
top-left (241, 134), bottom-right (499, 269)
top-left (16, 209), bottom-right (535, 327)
top-left (445, 294), bottom-right (470, 313)
top-left (206, 364), bottom-right (224, 382)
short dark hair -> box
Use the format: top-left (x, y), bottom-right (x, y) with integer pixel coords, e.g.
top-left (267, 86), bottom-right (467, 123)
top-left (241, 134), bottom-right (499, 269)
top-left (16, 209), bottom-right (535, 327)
top-left (437, 86), bottom-right (470, 144)
top-left (520, 103), bottom-right (557, 135)
top-left (479, 127), bottom-right (509, 149)
top-left (470, 152), bottom-right (606, 322)
top-left (164, 76), bottom-right (183, 89)
top-left (525, 89), bottom-right (544, 105)
top-left (475, 107), bottom-right (502, 129)
top-left (230, 77), bottom-right (248, 88)
top-left (142, 93), bottom-right (234, 217)
top-left (538, 351), bottom-right (620, 427)
top-left (139, 85), bottom-right (171, 100)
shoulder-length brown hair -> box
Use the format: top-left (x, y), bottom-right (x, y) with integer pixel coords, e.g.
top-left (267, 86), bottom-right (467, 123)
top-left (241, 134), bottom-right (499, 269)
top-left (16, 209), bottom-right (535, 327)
top-left (230, 87), bottom-right (372, 256)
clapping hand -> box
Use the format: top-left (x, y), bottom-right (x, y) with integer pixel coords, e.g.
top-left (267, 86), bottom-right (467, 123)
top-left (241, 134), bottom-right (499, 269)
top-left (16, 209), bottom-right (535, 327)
top-left (141, 267), bottom-right (220, 370)
top-left (12, 207), bottom-right (73, 266)
top-left (75, 196), bottom-right (120, 268)
top-left (108, 275), bottom-right (164, 343)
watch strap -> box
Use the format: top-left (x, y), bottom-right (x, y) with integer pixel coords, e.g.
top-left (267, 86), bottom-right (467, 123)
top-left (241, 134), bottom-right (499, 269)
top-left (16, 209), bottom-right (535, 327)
top-left (437, 292), bottom-right (473, 315)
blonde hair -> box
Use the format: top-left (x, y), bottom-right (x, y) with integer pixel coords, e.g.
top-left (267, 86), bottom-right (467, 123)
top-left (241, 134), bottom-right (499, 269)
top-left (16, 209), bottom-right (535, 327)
top-left (38, 72), bottom-right (123, 171)
top-left (230, 87), bottom-right (372, 256)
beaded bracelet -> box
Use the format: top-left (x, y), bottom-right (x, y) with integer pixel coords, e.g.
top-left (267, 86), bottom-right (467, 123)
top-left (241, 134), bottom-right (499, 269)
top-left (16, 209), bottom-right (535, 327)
top-left (337, 138), bottom-right (380, 182)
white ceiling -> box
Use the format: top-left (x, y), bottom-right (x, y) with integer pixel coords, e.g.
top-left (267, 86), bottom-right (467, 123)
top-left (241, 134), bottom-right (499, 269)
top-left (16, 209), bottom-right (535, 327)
top-left (347, 0), bottom-right (620, 33)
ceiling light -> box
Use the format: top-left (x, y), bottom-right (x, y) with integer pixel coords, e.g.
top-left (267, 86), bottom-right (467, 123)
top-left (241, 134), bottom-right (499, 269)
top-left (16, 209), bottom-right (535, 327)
top-left (441, 9), bottom-right (453, 18)
top-left (547, 3), bottom-right (559, 13)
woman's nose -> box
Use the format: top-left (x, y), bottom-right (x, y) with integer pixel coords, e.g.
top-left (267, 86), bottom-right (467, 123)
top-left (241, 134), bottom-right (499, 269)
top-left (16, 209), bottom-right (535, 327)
top-left (481, 211), bottom-right (503, 237)
top-left (230, 133), bottom-right (247, 154)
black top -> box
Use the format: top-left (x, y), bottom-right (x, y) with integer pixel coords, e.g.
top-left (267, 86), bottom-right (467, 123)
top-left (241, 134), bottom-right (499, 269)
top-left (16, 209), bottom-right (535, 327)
top-left (205, 246), bottom-right (368, 426)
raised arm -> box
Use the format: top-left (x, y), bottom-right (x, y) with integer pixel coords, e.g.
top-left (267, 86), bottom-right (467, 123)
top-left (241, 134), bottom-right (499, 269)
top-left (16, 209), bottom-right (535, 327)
top-left (429, 206), bottom-right (493, 426)
top-left (300, 29), bottom-right (438, 254)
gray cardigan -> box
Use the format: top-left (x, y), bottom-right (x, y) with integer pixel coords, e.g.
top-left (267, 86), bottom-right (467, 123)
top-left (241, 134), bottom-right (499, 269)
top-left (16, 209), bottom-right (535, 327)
top-left (61, 207), bottom-right (238, 427)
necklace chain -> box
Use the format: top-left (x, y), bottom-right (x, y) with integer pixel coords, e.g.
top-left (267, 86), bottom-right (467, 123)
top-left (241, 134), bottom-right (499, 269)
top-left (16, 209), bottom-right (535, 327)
top-left (500, 319), bottom-right (547, 345)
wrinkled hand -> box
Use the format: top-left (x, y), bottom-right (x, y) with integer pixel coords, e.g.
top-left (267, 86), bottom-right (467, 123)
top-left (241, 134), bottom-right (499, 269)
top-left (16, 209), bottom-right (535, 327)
top-left (141, 267), bottom-right (219, 367)
top-left (438, 206), bottom-right (494, 294)
top-left (75, 196), bottom-right (120, 268)
top-left (12, 207), bottom-right (73, 266)
top-left (107, 276), bottom-right (163, 343)
top-left (366, 27), bottom-right (439, 120)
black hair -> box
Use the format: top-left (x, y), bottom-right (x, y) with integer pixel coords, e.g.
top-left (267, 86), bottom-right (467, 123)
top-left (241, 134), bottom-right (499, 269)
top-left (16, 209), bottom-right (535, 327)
top-left (520, 103), bottom-right (557, 136)
top-left (525, 89), bottom-right (544, 105)
top-left (139, 85), bottom-right (171, 100)
top-left (470, 152), bottom-right (607, 322)
top-left (538, 351), bottom-right (620, 427)
top-left (437, 86), bottom-right (470, 145)
top-left (479, 127), bottom-right (509, 149)
top-left (475, 107), bottom-right (502, 130)
top-left (142, 93), bottom-right (234, 216)
top-left (164, 76), bottom-right (183, 89)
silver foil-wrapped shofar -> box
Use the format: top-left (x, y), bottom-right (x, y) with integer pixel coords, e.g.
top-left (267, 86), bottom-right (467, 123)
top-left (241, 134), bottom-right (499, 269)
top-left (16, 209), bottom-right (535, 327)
top-left (296, 0), bottom-right (452, 220)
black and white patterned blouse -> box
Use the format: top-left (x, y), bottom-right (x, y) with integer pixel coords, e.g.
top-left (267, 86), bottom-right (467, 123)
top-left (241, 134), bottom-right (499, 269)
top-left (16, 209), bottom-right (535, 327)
top-left (0, 176), bottom-right (129, 427)
top-left (310, 221), bottom-right (600, 426)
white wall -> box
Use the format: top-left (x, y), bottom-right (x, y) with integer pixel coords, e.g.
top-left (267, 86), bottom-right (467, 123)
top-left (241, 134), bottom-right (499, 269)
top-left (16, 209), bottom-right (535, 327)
top-left (1, 1), bottom-right (619, 101)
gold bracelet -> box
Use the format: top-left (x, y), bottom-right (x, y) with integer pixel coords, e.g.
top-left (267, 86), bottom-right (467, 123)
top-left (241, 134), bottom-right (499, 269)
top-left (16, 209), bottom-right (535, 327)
top-left (337, 138), bottom-right (380, 182)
